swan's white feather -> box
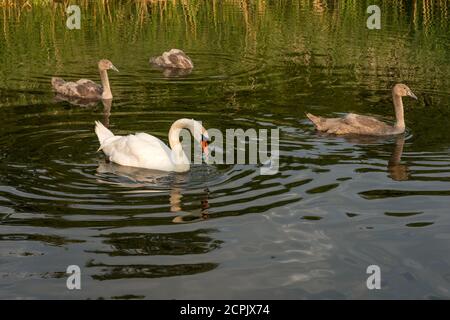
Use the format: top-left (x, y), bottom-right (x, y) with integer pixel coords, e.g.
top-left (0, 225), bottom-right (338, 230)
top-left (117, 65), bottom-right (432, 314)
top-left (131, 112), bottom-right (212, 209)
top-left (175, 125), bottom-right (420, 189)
top-left (94, 122), bottom-right (184, 172)
top-left (101, 134), bottom-right (177, 171)
top-left (94, 119), bottom-right (204, 172)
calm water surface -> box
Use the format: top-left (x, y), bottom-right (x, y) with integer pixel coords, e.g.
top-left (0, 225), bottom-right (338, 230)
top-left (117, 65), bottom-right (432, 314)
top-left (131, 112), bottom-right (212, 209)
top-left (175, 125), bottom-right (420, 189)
top-left (0, 1), bottom-right (450, 299)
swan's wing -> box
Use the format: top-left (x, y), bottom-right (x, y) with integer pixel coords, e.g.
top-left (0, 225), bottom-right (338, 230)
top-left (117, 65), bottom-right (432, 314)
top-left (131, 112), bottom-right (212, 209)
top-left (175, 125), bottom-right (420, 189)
top-left (308, 112), bottom-right (393, 135)
top-left (339, 113), bottom-right (393, 135)
top-left (98, 135), bottom-right (122, 152)
top-left (52, 80), bottom-right (78, 96)
top-left (344, 113), bottom-right (389, 128)
top-left (100, 133), bottom-right (174, 170)
top-left (75, 79), bottom-right (102, 97)
top-left (306, 113), bottom-right (345, 132)
top-left (52, 78), bottom-right (101, 98)
top-left (134, 132), bottom-right (170, 149)
top-left (166, 51), bottom-right (193, 69)
top-left (76, 79), bottom-right (97, 86)
top-left (153, 49), bottom-right (193, 69)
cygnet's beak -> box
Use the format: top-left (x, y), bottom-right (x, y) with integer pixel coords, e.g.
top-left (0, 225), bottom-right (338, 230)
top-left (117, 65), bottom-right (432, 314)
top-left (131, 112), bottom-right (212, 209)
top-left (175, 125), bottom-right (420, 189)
top-left (408, 91), bottom-right (418, 100)
top-left (110, 64), bottom-right (119, 72)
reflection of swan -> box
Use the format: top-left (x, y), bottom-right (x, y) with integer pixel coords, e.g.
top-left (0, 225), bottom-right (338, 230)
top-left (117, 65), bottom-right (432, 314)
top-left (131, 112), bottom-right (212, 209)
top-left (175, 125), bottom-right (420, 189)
top-left (96, 161), bottom-right (177, 186)
top-left (102, 99), bottom-right (112, 128)
top-left (170, 188), bottom-right (209, 223)
top-left (51, 59), bottom-right (119, 100)
top-left (52, 97), bottom-right (112, 128)
top-left (341, 134), bottom-right (409, 181)
top-left (156, 66), bottom-right (193, 77)
top-left (150, 49), bottom-right (193, 69)
top-left (96, 161), bottom-right (210, 223)
top-left (172, 188), bottom-right (210, 224)
top-left (388, 134), bottom-right (410, 181)
top-left (94, 119), bottom-right (209, 172)
top-left (170, 186), bottom-right (182, 213)
top-left (53, 94), bottom-right (99, 107)
top-left (307, 84), bottom-right (417, 135)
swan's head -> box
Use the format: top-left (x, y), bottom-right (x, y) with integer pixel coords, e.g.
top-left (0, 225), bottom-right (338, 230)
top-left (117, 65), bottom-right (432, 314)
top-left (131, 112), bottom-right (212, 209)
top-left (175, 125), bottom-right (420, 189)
top-left (393, 83), bottom-right (417, 100)
top-left (98, 59), bottom-right (119, 72)
top-left (191, 119), bottom-right (210, 155)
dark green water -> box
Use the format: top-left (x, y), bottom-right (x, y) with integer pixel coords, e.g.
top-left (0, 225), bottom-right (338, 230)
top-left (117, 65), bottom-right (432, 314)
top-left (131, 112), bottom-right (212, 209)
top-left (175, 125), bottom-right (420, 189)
top-left (0, 0), bottom-right (450, 299)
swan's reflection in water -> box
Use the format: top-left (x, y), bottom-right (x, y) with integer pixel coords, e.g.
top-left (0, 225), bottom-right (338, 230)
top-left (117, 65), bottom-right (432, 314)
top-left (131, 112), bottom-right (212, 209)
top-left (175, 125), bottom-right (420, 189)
top-left (96, 161), bottom-right (210, 223)
top-left (387, 135), bottom-right (409, 181)
top-left (102, 99), bottom-right (112, 128)
top-left (53, 94), bottom-right (113, 128)
top-left (342, 133), bottom-right (409, 181)
top-left (53, 93), bottom-right (100, 107)
top-left (92, 160), bottom-right (216, 281)
top-left (151, 65), bottom-right (193, 78)
top-left (171, 188), bottom-right (210, 224)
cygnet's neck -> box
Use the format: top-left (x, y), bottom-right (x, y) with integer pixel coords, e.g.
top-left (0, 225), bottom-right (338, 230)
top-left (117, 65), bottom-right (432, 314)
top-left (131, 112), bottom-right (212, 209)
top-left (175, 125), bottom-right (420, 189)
top-left (393, 93), bottom-right (405, 132)
top-left (99, 68), bottom-right (112, 100)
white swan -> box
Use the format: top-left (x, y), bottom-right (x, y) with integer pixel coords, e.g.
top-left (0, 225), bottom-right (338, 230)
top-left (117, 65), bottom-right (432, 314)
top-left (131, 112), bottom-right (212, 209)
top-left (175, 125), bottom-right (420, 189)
top-left (94, 119), bottom-right (209, 172)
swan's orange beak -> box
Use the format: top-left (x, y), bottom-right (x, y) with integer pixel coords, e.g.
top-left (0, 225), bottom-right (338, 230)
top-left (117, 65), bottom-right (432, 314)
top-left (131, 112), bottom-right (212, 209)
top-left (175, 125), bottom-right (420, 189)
top-left (201, 139), bottom-right (209, 155)
top-left (201, 132), bottom-right (209, 156)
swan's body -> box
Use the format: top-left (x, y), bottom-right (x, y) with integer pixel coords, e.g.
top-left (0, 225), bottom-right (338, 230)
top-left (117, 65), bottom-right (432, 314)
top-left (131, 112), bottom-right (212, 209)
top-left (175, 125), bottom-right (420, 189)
top-left (150, 49), bottom-right (194, 69)
top-left (307, 84), bottom-right (417, 135)
top-left (306, 113), bottom-right (398, 135)
top-left (52, 59), bottom-right (118, 100)
top-left (94, 119), bottom-right (209, 172)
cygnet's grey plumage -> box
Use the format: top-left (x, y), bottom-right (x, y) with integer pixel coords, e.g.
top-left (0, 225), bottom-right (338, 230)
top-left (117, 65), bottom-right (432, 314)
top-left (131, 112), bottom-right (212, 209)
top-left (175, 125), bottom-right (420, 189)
top-left (306, 83), bottom-right (418, 136)
top-left (150, 49), bottom-right (194, 69)
top-left (51, 59), bottom-right (118, 100)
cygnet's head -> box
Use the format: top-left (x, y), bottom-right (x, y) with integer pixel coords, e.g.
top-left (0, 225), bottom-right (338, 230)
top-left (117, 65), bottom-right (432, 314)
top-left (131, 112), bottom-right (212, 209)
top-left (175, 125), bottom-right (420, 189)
top-left (98, 59), bottom-right (119, 72)
top-left (393, 83), bottom-right (417, 100)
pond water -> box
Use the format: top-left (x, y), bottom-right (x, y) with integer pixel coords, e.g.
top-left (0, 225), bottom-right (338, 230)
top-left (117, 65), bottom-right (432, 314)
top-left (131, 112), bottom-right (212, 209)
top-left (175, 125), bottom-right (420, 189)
top-left (0, 0), bottom-right (450, 299)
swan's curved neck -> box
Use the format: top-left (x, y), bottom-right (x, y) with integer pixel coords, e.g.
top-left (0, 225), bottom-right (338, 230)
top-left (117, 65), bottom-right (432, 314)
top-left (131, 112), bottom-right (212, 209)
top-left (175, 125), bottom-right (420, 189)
top-left (393, 93), bottom-right (405, 131)
top-left (168, 119), bottom-right (191, 149)
top-left (99, 68), bottom-right (112, 99)
top-left (168, 119), bottom-right (195, 168)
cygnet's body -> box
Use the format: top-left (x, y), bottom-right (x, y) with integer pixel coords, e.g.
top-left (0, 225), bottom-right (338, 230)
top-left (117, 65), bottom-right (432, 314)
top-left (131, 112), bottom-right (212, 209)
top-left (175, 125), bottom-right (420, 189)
top-left (307, 84), bottom-right (418, 135)
top-left (51, 59), bottom-right (118, 100)
top-left (150, 49), bottom-right (193, 69)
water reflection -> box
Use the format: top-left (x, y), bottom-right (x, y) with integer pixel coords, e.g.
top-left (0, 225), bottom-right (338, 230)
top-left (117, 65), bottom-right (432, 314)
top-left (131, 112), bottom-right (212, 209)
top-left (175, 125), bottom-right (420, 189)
top-left (53, 94), bottom-right (100, 107)
top-left (89, 163), bottom-right (218, 281)
top-left (88, 261), bottom-right (219, 281)
top-left (102, 99), bottom-right (112, 128)
top-left (91, 228), bottom-right (221, 257)
top-left (52, 96), bottom-right (113, 128)
top-left (341, 133), bottom-right (409, 181)
top-left (172, 188), bottom-right (210, 224)
top-left (96, 161), bottom-right (181, 186)
top-left (151, 65), bottom-right (193, 78)
top-left (96, 161), bottom-right (210, 223)
top-left (388, 135), bottom-right (409, 181)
